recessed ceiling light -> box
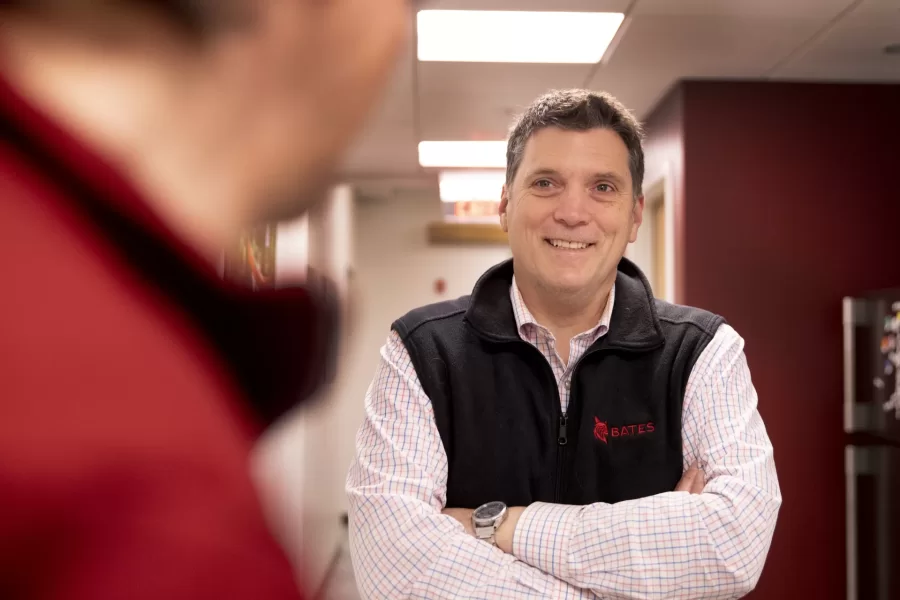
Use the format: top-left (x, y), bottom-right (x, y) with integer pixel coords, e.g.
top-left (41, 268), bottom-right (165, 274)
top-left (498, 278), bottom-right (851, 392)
top-left (418, 141), bottom-right (507, 168)
top-left (438, 170), bottom-right (506, 203)
top-left (417, 10), bottom-right (625, 63)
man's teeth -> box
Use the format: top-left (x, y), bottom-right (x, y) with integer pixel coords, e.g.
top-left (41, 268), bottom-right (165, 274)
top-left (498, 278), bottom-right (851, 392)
top-left (549, 239), bottom-right (590, 250)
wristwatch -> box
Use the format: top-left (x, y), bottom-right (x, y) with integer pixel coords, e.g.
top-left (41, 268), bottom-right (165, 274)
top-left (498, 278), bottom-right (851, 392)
top-left (472, 501), bottom-right (508, 545)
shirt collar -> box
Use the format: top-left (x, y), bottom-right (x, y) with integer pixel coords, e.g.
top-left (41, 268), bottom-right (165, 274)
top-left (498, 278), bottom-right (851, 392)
top-left (510, 275), bottom-right (615, 342)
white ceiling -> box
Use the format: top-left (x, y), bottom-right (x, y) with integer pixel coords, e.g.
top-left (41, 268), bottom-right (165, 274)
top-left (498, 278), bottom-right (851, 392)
top-left (342, 0), bottom-right (900, 199)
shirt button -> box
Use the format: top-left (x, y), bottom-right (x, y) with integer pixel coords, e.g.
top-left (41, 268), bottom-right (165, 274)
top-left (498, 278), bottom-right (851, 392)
top-left (564, 379), bottom-right (571, 390)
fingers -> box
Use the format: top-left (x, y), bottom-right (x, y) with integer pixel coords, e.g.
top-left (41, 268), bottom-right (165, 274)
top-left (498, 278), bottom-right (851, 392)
top-left (675, 462), bottom-right (706, 494)
top-left (674, 462), bottom-right (698, 492)
top-left (690, 467), bottom-right (706, 494)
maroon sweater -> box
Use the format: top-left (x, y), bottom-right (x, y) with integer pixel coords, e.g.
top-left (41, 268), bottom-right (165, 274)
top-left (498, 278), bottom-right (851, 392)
top-left (0, 73), bottom-right (336, 599)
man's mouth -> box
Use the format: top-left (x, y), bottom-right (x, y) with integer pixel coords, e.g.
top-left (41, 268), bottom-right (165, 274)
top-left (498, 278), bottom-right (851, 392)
top-left (545, 238), bottom-right (595, 250)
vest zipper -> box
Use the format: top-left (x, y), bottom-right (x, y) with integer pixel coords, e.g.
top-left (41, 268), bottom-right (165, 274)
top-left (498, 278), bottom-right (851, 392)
top-left (520, 346), bottom-right (565, 503)
top-left (555, 412), bottom-right (567, 502)
top-left (495, 342), bottom-right (569, 503)
top-left (488, 336), bottom-right (660, 505)
top-left (557, 414), bottom-right (568, 445)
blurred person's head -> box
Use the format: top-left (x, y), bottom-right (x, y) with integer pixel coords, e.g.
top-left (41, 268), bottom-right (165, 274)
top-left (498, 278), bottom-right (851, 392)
top-left (0, 0), bottom-right (408, 258)
top-left (499, 89), bottom-right (645, 311)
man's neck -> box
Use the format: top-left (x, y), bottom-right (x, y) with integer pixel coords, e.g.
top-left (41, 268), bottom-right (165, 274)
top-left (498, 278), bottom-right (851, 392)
top-left (516, 276), bottom-right (613, 352)
top-left (0, 12), bottom-right (244, 264)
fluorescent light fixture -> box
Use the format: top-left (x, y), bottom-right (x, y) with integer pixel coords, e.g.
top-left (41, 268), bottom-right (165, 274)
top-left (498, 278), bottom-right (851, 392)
top-left (417, 10), bottom-right (625, 63)
top-left (418, 141), bottom-right (507, 168)
top-left (439, 170), bottom-right (505, 203)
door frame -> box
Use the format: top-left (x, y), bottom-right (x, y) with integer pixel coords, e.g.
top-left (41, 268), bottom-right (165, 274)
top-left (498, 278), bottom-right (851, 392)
top-left (642, 164), bottom-right (676, 303)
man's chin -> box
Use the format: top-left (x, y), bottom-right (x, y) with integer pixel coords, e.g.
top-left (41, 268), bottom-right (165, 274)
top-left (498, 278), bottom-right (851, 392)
top-left (256, 170), bottom-right (335, 225)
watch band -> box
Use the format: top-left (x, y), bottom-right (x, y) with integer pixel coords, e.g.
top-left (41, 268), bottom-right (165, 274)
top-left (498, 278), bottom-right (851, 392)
top-left (474, 524), bottom-right (500, 545)
top-left (472, 501), bottom-right (508, 545)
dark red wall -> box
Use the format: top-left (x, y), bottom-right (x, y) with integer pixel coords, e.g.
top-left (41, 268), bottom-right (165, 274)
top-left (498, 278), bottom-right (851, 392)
top-left (645, 80), bottom-right (900, 599)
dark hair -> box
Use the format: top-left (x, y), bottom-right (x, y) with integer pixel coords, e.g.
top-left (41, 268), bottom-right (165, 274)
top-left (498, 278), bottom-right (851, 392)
top-left (1, 0), bottom-right (251, 37)
top-left (506, 89), bottom-right (645, 197)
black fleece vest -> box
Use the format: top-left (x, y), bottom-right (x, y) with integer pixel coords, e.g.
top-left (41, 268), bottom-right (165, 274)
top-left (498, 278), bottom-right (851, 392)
top-left (392, 259), bottom-right (724, 508)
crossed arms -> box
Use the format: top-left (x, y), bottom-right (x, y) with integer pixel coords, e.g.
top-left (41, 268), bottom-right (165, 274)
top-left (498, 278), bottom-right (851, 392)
top-left (346, 325), bottom-right (782, 599)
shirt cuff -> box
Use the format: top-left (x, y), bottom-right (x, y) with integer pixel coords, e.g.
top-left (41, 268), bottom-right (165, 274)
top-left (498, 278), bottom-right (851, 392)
top-left (512, 501), bottom-right (581, 578)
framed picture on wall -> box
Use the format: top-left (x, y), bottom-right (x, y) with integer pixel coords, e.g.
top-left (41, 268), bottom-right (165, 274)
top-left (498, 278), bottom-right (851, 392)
top-left (223, 223), bottom-right (278, 290)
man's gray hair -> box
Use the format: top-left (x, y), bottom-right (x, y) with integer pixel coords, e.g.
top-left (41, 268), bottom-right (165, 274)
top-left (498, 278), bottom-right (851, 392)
top-left (506, 89), bottom-right (646, 197)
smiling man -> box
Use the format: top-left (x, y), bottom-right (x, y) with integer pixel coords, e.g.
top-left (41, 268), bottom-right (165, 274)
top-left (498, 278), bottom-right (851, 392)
top-left (347, 89), bottom-right (782, 599)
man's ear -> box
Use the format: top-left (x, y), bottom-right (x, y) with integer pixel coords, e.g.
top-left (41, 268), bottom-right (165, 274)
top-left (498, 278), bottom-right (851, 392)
top-left (499, 185), bottom-right (509, 232)
top-left (629, 194), bottom-right (645, 243)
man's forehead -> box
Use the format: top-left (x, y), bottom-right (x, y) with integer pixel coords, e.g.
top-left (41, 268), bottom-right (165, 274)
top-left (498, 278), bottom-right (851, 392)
top-left (519, 127), bottom-right (630, 174)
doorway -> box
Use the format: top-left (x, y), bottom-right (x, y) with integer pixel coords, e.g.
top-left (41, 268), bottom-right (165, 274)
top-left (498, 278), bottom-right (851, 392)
top-left (643, 176), bottom-right (672, 301)
top-left (650, 195), bottom-right (666, 300)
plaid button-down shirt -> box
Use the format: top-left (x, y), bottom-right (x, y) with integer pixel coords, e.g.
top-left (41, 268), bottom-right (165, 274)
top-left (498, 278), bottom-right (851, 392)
top-left (347, 280), bottom-right (781, 599)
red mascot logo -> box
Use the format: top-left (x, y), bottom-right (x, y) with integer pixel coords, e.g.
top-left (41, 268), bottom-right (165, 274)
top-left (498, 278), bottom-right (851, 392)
top-left (593, 417), bottom-right (609, 444)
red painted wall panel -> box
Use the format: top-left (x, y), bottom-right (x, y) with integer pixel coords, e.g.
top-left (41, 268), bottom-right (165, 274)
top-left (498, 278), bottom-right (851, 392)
top-left (645, 80), bottom-right (900, 599)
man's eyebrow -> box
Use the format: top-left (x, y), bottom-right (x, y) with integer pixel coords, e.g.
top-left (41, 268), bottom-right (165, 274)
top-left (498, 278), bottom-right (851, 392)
top-left (523, 168), bottom-right (628, 184)
top-left (592, 171), bottom-right (626, 184)
top-left (523, 168), bottom-right (562, 179)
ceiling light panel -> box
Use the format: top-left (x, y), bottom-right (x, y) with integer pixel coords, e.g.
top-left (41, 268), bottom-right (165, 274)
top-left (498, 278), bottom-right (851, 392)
top-left (418, 141), bottom-right (507, 168)
top-left (417, 10), bottom-right (625, 63)
top-left (438, 170), bottom-right (506, 203)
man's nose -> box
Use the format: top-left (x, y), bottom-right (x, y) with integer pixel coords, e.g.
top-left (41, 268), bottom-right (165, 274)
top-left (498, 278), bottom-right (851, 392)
top-left (553, 190), bottom-right (591, 227)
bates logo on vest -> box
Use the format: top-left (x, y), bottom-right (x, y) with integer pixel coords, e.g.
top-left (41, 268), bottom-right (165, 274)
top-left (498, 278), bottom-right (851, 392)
top-left (593, 417), bottom-right (655, 444)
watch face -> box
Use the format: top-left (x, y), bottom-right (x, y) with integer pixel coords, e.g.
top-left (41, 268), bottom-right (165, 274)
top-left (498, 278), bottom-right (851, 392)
top-left (473, 501), bottom-right (506, 521)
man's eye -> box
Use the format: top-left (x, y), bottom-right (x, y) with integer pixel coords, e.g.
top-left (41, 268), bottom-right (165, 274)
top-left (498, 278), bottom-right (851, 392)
top-left (534, 179), bottom-right (552, 188)
top-left (596, 183), bottom-right (614, 193)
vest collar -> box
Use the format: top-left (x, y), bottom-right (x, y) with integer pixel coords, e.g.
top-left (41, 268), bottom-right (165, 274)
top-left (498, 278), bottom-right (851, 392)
top-left (465, 257), bottom-right (664, 351)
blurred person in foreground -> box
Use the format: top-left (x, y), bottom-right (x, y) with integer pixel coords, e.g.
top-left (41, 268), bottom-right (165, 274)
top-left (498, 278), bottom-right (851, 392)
top-left (347, 89), bottom-right (782, 599)
top-left (0, 1), bottom-right (406, 599)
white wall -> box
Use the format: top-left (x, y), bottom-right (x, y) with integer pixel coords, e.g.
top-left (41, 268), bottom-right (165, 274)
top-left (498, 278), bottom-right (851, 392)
top-left (626, 212), bottom-right (654, 287)
top-left (338, 194), bottom-right (512, 492)
top-left (274, 216), bottom-right (310, 284)
top-left (260, 211), bottom-right (311, 560)
top-left (254, 188), bottom-right (510, 593)
top-left (253, 187), bottom-right (355, 595)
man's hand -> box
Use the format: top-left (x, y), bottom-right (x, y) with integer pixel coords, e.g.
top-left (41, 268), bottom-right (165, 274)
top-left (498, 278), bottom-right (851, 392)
top-left (442, 507), bottom-right (475, 535)
top-left (675, 462), bottom-right (706, 494)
